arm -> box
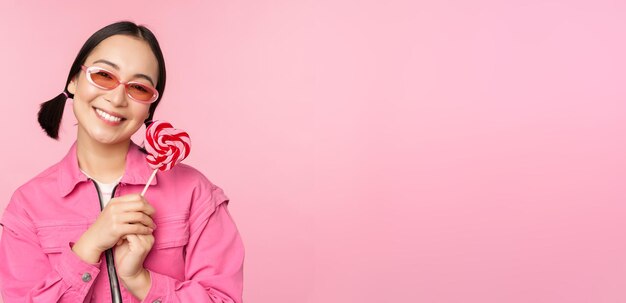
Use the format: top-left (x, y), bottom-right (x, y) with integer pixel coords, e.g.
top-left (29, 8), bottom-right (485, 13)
top-left (140, 185), bottom-right (245, 303)
top-left (0, 204), bottom-right (102, 302)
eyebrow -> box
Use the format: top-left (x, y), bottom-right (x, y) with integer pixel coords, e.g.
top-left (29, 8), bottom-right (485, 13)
top-left (92, 59), bottom-right (156, 86)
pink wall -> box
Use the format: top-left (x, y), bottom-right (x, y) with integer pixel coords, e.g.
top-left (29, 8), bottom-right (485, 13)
top-left (1, 0), bottom-right (625, 302)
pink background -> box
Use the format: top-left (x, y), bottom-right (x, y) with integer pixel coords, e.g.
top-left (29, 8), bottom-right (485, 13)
top-left (1, 0), bottom-right (625, 302)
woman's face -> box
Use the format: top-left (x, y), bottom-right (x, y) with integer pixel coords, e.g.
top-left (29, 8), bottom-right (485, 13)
top-left (67, 34), bottom-right (159, 146)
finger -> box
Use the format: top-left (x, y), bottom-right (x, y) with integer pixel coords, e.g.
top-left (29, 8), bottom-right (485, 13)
top-left (111, 193), bottom-right (143, 203)
top-left (118, 212), bottom-right (156, 229)
top-left (124, 234), bottom-right (143, 250)
top-left (125, 234), bottom-right (140, 244)
top-left (135, 234), bottom-right (154, 249)
top-left (138, 234), bottom-right (154, 243)
top-left (106, 200), bottom-right (143, 213)
top-left (140, 203), bottom-right (156, 217)
top-left (108, 200), bottom-right (156, 217)
top-left (146, 234), bottom-right (155, 247)
top-left (122, 223), bottom-right (154, 236)
top-left (112, 194), bottom-right (154, 210)
top-left (135, 234), bottom-right (154, 241)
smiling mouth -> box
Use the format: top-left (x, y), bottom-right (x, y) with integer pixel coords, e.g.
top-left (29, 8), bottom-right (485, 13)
top-left (93, 107), bottom-right (126, 123)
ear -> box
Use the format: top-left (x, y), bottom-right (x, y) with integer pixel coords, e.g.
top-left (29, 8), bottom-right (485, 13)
top-left (67, 76), bottom-right (77, 95)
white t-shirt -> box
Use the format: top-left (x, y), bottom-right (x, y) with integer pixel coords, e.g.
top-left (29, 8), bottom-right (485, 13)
top-left (80, 169), bottom-right (122, 208)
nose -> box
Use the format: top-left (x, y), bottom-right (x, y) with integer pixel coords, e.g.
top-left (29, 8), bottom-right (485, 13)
top-left (104, 83), bottom-right (128, 107)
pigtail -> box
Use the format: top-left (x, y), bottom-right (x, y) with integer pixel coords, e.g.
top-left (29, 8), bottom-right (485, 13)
top-left (37, 91), bottom-right (71, 139)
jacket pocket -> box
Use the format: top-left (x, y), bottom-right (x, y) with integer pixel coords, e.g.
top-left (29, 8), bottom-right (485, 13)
top-left (152, 214), bottom-right (190, 249)
top-left (36, 224), bottom-right (89, 266)
top-left (37, 224), bottom-right (89, 253)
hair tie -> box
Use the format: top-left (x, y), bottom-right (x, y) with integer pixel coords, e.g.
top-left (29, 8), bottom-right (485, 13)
top-left (62, 91), bottom-right (68, 98)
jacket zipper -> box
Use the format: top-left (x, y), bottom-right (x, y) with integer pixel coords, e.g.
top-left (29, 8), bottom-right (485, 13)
top-left (91, 179), bottom-right (123, 303)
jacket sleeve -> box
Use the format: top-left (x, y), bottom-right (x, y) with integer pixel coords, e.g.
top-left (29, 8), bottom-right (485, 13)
top-left (140, 183), bottom-right (245, 303)
top-left (0, 191), bottom-right (103, 302)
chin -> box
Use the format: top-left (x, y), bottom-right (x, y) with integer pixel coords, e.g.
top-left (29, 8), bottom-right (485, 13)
top-left (87, 130), bottom-right (129, 145)
top-left (93, 137), bottom-right (125, 145)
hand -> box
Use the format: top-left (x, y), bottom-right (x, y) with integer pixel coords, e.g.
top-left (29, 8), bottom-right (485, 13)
top-left (114, 234), bottom-right (154, 277)
top-left (115, 234), bottom-right (154, 300)
top-left (72, 194), bottom-right (156, 263)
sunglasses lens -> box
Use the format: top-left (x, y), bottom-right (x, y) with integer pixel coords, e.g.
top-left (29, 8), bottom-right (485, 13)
top-left (127, 83), bottom-right (157, 103)
top-left (89, 69), bottom-right (118, 89)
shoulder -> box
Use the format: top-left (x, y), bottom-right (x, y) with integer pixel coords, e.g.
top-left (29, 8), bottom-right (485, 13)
top-left (162, 163), bottom-right (230, 211)
top-left (2, 162), bottom-right (62, 228)
top-left (167, 162), bottom-right (209, 179)
top-left (20, 161), bottom-right (62, 189)
top-left (9, 162), bottom-right (62, 206)
top-left (162, 163), bottom-right (220, 190)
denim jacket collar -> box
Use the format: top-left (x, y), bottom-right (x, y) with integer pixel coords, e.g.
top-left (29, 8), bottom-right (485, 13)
top-left (58, 141), bottom-right (157, 197)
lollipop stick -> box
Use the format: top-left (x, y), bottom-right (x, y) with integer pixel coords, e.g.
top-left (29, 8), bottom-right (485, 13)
top-left (141, 169), bottom-right (158, 196)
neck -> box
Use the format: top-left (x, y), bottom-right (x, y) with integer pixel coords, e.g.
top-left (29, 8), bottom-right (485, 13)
top-left (76, 130), bottom-right (128, 184)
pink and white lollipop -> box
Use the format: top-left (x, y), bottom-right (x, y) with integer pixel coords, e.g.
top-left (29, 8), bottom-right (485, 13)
top-left (141, 120), bottom-right (191, 196)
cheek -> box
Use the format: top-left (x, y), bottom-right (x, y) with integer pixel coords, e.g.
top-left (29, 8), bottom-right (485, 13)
top-left (75, 80), bottom-right (100, 101)
top-left (71, 93), bottom-right (90, 112)
top-left (130, 104), bottom-right (151, 120)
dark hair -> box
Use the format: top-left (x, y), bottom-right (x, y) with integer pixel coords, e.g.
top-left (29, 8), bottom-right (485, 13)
top-left (37, 21), bottom-right (167, 139)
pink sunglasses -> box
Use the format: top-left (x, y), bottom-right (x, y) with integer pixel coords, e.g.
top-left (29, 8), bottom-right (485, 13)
top-left (81, 65), bottom-right (159, 104)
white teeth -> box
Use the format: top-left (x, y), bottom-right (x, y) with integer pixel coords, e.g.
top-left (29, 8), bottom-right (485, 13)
top-left (95, 108), bottom-right (122, 123)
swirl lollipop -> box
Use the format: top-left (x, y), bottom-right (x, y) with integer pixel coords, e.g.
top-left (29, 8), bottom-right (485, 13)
top-left (141, 120), bottom-right (191, 196)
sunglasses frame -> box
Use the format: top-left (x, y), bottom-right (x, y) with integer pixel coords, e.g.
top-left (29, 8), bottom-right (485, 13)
top-left (80, 65), bottom-right (159, 104)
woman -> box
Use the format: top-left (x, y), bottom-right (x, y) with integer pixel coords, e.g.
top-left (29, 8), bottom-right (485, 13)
top-left (0, 21), bottom-right (244, 302)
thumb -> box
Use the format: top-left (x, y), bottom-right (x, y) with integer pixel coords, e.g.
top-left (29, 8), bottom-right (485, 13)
top-left (116, 235), bottom-right (129, 246)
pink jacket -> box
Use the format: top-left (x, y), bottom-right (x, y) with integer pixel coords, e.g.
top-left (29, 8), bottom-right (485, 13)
top-left (0, 141), bottom-right (244, 302)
